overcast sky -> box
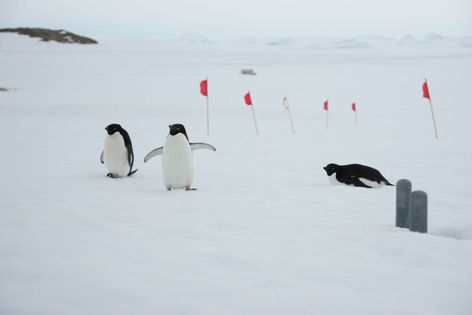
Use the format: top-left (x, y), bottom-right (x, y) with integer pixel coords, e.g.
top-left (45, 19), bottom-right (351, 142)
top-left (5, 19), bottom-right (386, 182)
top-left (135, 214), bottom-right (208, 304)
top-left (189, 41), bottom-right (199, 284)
top-left (1, 0), bottom-right (471, 38)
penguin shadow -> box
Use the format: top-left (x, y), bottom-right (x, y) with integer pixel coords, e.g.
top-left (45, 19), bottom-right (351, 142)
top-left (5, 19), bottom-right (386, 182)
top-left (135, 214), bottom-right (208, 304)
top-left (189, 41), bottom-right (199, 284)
top-left (138, 185), bottom-right (200, 195)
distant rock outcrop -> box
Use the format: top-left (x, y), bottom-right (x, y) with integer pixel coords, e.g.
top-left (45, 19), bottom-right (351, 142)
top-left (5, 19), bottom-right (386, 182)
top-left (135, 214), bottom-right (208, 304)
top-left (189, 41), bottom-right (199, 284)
top-left (0, 27), bottom-right (98, 44)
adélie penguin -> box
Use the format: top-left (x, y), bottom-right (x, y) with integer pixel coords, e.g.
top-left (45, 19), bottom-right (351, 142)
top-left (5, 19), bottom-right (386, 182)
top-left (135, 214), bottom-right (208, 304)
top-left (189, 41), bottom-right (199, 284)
top-left (144, 124), bottom-right (216, 191)
top-left (323, 163), bottom-right (394, 188)
top-left (100, 123), bottom-right (138, 178)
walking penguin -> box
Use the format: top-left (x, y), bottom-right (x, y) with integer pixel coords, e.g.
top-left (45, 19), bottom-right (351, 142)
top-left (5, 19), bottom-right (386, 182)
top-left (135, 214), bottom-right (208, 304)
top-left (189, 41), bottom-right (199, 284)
top-left (144, 124), bottom-right (215, 190)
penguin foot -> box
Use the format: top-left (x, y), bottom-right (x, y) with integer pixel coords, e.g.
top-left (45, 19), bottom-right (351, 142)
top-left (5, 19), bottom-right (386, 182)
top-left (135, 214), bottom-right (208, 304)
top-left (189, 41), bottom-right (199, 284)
top-left (107, 173), bottom-right (120, 178)
top-left (185, 187), bottom-right (197, 191)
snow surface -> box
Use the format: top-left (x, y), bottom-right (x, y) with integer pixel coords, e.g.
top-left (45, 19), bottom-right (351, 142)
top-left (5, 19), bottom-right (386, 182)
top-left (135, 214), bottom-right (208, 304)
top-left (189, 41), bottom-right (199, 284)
top-left (1, 33), bottom-right (472, 315)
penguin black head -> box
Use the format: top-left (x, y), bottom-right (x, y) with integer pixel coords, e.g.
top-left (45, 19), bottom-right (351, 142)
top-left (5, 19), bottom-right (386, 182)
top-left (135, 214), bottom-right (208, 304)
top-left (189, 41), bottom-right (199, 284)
top-left (105, 123), bottom-right (124, 135)
top-left (169, 124), bottom-right (188, 140)
top-left (323, 163), bottom-right (339, 176)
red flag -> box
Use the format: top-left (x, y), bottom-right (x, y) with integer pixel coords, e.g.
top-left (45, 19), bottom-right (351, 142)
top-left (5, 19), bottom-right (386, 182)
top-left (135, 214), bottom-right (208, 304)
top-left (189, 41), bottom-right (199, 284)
top-left (244, 92), bottom-right (252, 106)
top-left (200, 79), bottom-right (208, 96)
top-left (352, 102), bottom-right (356, 111)
top-left (422, 80), bottom-right (430, 100)
top-left (323, 100), bottom-right (328, 111)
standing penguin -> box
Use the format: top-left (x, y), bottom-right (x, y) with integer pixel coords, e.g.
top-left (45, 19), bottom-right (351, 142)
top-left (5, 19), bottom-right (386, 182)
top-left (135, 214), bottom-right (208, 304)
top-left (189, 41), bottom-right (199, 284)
top-left (144, 124), bottom-right (215, 190)
top-left (323, 163), bottom-right (393, 188)
top-left (100, 123), bottom-right (138, 178)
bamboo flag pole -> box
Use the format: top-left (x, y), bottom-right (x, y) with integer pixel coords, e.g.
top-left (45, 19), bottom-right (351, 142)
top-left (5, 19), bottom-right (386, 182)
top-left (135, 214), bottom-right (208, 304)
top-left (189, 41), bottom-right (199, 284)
top-left (200, 78), bottom-right (209, 136)
top-left (327, 110), bottom-right (329, 130)
top-left (244, 91), bottom-right (259, 135)
top-left (288, 107), bottom-right (295, 133)
top-left (352, 102), bottom-right (358, 125)
top-left (323, 100), bottom-right (329, 130)
top-left (251, 104), bottom-right (260, 135)
top-left (205, 78), bottom-right (209, 136)
top-left (283, 96), bottom-right (295, 133)
top-left (423, 78), bottom-right (438, 139)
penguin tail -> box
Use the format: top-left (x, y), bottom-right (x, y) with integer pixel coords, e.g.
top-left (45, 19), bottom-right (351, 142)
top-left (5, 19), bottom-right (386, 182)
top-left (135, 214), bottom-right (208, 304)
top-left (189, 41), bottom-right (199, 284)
top-left (128, 169), bottom-right (138, 177)
top-left (385, 181), bottom-right (395, 186)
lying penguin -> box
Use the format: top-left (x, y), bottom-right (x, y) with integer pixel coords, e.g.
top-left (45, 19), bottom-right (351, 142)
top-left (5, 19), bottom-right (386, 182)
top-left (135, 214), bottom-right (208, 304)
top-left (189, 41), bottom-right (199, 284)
top-left (323, 163), bottom-right (393, 188)
top-left (100, 123), bottom-right (138, 178)
top-left (144, 124), bottom-right (215, 191)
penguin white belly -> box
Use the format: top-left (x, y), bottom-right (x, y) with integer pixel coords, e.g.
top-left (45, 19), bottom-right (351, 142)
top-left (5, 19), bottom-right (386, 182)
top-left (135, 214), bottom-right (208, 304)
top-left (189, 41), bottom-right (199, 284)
top-left (162, 134), bottom-right (194, 189)
top-left (359, 178), bottom-right (383, 188)
top-left (104, 134), bottom-right (129, 177)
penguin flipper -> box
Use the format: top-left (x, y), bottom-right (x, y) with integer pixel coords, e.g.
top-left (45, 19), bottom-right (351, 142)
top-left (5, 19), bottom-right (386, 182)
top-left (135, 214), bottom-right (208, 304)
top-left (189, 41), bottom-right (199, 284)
top-left (144, 147), bottom-right (164, 162)
top-left (100, 151), bottom-right (104, 164)
top-left (128, 169), bottom-right (138, 176)
top-left (127, 144), bottom-right (135, 171)
top-left (190, 142), bottom-right (216, 151)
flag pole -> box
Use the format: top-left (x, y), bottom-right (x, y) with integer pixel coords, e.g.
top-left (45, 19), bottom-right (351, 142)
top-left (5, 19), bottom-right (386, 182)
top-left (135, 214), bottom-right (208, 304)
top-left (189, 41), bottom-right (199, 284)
top-left (245, 91), bottom-right (259, 135)
top-left (353, 102), bottom-right (358, 125)
top-left (326, 100), bottom-right (329, 130)
top-left (206, 77), bottom-right (209, 136)
top-left (326, 110), bottom-right (329, 130)
top-left (283, 97), bottom-right (295, 133)
top-left (425, 78), bottom-right (438, 139)
top-left (206, 95), bottom-right (209, 136)
top-left (287, 107), bottom-right (295, 134)
top-left (251, 104), bottom-right (259, 135)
